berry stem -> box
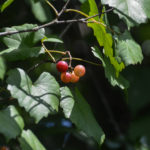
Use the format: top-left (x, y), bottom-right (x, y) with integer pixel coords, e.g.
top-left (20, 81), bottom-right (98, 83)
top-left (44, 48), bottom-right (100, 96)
top-left (65, 51), bottom-right (72, 69)
top-left (42, 42), bottom-right (56, 63)
top-left (45, 0), bottom-right (58, 17)
top-left (65, 9), bottom-right (116, 34)
top-left (46, 50), bottom-right (66, 55)
top-left (62, 57), bottom-right (101, 66)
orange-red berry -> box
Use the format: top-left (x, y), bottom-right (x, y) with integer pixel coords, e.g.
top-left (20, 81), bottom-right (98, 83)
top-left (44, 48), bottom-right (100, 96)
top-left (70, 71), bottom-right (80, 83)
top-left (61, 72), bottom-right (71, 83)
top-left (74, 65), bottom-right (86, 77)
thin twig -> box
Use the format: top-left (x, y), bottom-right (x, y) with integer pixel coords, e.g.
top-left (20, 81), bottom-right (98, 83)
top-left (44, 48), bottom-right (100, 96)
top-left (62, 57), bottom-right (101, 66)
top-left (58, 0), bottom-right (70, 17)
top-left (0, 8), bottom-right (114, 37)
top-left (0, 18), bottom-right (89, 37)
top-left (103, 7), bottom-right (114, 14)
top-left (42, 42), bottom-right (56, 62)
top-left (65, 51), bottom-right (72, 68)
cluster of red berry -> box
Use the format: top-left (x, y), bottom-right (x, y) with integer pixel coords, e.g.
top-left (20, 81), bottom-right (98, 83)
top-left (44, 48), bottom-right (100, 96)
top-left (56, 61), bottom-right (86, 83)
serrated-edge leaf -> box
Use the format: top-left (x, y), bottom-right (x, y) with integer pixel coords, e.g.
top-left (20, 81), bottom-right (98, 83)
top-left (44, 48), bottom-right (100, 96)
top-left (101, 0), bottom-right (150, 28)
top-left (87, 0), bottom-right (125, 75)
top-left (116, 31), bottom-right (143, 66)
top-left (92, 46), bottom-right (129, 89)
top-left (19, 129), bottom-right (46, 150)
top-left (7, 68), bottom-right (60, 123)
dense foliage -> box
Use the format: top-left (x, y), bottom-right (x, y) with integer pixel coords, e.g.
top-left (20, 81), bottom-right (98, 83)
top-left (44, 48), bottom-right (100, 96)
top-left (0, 0), bottom-right (150, 149)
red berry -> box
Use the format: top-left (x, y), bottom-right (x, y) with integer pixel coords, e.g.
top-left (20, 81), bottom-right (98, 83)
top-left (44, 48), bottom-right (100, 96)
top-left (61, 72), bottom-right (71, 83)
top-left (74, 65), bottom-right (86, 77)
top-left (56, 61), bottom-right (68, 72)
top-left (70, 71), bottom-right (80, 83)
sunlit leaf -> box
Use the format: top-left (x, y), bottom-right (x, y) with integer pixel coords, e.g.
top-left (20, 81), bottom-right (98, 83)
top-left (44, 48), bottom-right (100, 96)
top-left (7, 68), bottom-right (60, 123)
top-left (19, 129), bottom-right (46, 150)
top-left (87, 0), bottom-right (124, 75)
top-left (101, 0), bottom-right (150, 28)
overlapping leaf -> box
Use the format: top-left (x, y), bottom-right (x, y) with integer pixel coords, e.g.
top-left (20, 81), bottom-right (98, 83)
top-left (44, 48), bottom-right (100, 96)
top-left (0, 24), bottom-right (45, 61)
top-left (87, 0), bottom-right (124, 75)
top-left (7, 68), bottom-right (60, 123)
top-left (92, 47), bottom-right (129, 89)
top-left (60, 86), bottom-right (105, 145)
top-left (115, 31), bottom-right (143, 66)
top-left (19, 129), bottom-right (46, 150)
top-left (101, 0), bottom-right (150, 28)
top-left (0, 105), bottom-right (24, 140)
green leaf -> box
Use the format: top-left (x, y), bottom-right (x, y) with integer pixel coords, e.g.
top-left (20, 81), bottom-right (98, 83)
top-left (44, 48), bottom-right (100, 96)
top-left (7, 68), bottom-right (60, 123)
top-left (0, 24), bottom-right (45, 61)
top-left (101, 0), bottom-right (150, 28)
top-left (0, 56), bottom-right (6, 80)
top-left (92, 46), bottom-right (129, 89)
top-left (27, 0), bottom-right (52, 23)
top-left (115, 31), bottom-right (143, 66)
top-left (1, 0), bottom-right (14, 12)
top-left (42, 37), bottom-right (63, 43)
top-left (0, 105), bottom-right (24, 141)
top-left (60, 87), bottom-right (74, 118)
top-left (87, 0), bottom-right (124, 75)
top-left (19, 129), bottom-right (46, 150)
top-left (60, 86), bottom-right (105, 145)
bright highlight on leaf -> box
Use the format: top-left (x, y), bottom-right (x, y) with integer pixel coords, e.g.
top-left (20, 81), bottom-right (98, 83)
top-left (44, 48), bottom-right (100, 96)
top-left (87, 0), bottom-right (125, 75)
top-left (19, 130), bottom-right (46, 150)
top-left (7, 68), bottom-right (60, 123)
top-left (101, 0), bottom-right (150, 28)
